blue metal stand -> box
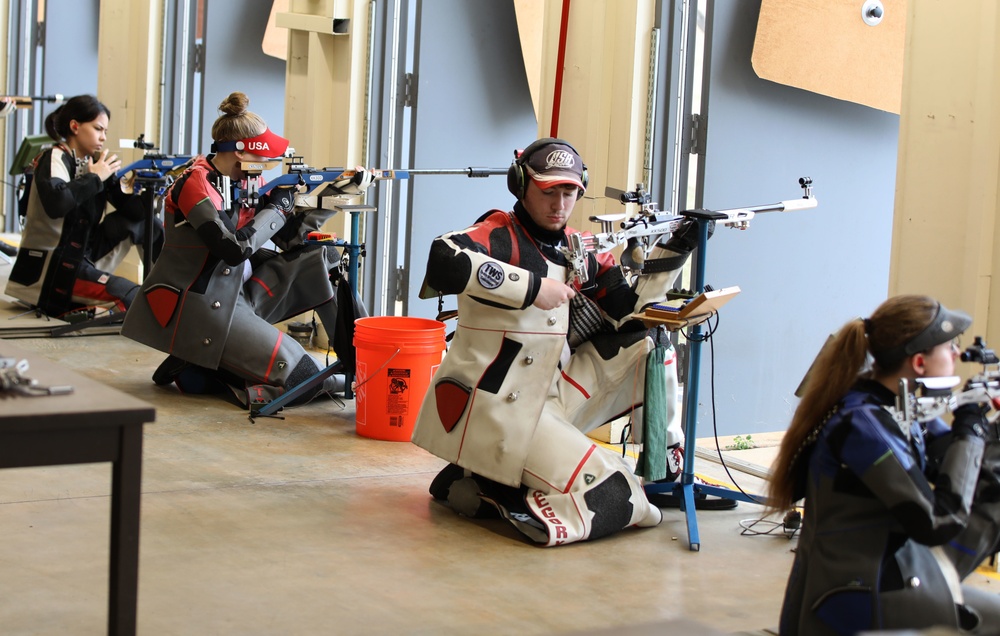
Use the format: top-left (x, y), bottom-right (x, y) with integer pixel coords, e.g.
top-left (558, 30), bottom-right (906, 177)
top-left (643, 210), bottom-right (764, 551)
top-left (252, 204), bottom-right (377, 417)
top-left (117, 154), bottom-right (193, 280)
top-left (339, 205), bottom-right (378, 399)
top-left (341, 205), bottom-right (376, 296)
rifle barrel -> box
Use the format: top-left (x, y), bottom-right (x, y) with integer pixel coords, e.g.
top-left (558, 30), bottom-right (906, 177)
top-left (385, 167), bottom-right (507, 178)
top-left (7, 94), bottom-right (64, 108)
top-left (714, 196), bottom-right (818, 218)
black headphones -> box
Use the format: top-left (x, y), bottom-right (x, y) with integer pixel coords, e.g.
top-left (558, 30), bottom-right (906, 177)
top-left (506, 137), bottom-right (588, 200)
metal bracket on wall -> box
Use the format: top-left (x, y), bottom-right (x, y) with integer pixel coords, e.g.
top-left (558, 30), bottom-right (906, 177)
top-left (688, 113), bottom-right (705, 155)
top-left (403, 73), bottom-right (417, 108)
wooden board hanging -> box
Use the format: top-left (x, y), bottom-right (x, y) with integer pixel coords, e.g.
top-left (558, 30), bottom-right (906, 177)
top-left (751, 0), bottom-right (907, 114)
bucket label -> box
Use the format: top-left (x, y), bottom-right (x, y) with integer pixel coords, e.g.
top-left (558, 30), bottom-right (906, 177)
top-left (387, 368), bottom-right (411, 417)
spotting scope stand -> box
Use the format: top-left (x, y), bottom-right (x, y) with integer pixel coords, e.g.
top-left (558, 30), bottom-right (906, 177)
top-left (643, 177), bottom-right (817, 551)
top-left (116, 137), bottom-right (194, 280)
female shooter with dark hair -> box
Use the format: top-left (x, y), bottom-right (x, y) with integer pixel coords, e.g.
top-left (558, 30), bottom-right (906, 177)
top-left (5, 94), bottom-right (161, 316)
top-left (770, 294), bottom-right (1000, 634)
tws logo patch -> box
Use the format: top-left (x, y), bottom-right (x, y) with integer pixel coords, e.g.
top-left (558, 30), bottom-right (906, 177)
top-left (477, 262), bottom-right (504, 290)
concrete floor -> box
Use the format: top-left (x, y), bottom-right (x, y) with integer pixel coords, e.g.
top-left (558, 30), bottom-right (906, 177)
top-left (2, 314), bottom-right (994, 634)
top-left (0, 329), bottom-right (795, 636)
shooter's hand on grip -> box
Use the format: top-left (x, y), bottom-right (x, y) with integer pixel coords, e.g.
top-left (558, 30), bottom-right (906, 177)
top-left (952, 402), bottom-right (992, 441)
top-left (620, 237), bottom-right (645, 271)
top-left (660, 217), bottom-right (714, 255)
top-left (533, 277), bottom-right (576, 310)
top-left (260, 186), bottom-right (297, 216)
top-left (332, 166), bottom-right (375, 195)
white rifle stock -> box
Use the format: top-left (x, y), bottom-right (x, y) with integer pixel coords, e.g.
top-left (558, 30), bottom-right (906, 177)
top-left (564, 177), bottom-right (818, 285)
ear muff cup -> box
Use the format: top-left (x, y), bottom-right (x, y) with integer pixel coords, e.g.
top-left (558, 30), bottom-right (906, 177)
top-left (505, 161), bottom-right (525, 199)
top-left (506, 137), bottom-right (588, 200)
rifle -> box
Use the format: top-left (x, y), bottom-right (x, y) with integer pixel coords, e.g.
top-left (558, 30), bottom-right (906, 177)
top-left (564, 177), bottom-right (818, 286)
top-left (893, 337), bottom-right (1000, 430)
top-left (701, 177), bottom-right (817, 230)
top-left (116, 153), bottom-right (195, 185)
top-left (242, 155), bottom-right (506, 207)
top-left (115, 135), bottom-right (195, 186)
top-left (112, 135), bottom-right (196, 277)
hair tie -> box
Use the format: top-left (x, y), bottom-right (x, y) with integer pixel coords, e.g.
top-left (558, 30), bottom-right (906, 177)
top-left (862, 317), bottom-right (872, 335)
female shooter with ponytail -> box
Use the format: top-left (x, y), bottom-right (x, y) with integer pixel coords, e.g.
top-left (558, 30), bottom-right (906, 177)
top-left (771, 294), bottom-right (1000, 634)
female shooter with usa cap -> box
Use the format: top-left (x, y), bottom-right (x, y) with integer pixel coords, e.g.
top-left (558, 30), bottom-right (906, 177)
top-left (123, 91), bottom-right (371, 408)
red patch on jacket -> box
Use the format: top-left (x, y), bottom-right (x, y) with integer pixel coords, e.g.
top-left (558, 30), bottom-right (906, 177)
top-left (145, 284), bottom-right (181, 328)
top-left (435, 379), bottom-right (471, 433)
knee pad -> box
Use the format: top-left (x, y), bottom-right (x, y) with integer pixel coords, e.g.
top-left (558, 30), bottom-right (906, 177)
top-left (582, 472), bottom-right (637, 540)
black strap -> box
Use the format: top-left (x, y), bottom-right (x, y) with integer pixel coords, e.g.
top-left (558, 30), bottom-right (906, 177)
top-left (640, 254), bottom-right (688, 274)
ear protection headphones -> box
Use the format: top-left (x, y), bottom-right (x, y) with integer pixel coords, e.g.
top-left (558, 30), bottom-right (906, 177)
top-left (506, 137), bottom-right (588, 200)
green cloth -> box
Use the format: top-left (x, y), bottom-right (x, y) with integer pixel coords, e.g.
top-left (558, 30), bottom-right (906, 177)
top-left (637, 345), bottom-right (668, 481)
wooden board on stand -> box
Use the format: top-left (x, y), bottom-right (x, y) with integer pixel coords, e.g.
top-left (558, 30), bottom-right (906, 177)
top-left (634, 286), bottom-right (741, 330)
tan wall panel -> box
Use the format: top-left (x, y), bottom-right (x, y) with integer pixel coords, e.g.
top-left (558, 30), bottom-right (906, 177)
top-left (282, 0), bottom-right (370, 241)
top-left (892, 0), bottom-right (1000, 351)
top-left (532, 0), bottom-right (654, 228)
top-left (98, 1), bottom-right (162, 167)
top-left (513, 0), bottom-right (544, 121)
top-left (97, 0), bottom-right (164, 282)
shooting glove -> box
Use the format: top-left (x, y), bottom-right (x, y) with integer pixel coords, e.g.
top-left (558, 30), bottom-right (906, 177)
top-left (659, 217), bottom-right (715, 255)
top-left (952, 402), bottom-right (992, 440)
top-left (621, 237), bottom-right (646, 270)
top-left (260, 187), bottom-right (296, 216)
top-left (332, 166), bottom-right (375, 196)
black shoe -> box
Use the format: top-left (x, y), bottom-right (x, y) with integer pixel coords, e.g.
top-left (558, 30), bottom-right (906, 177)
top-left (429, 463), bottom-right (466, 500)
top-left (152, 355), bottom-right (191, 386)
top-left (428, 464), bottom-right (504, 520)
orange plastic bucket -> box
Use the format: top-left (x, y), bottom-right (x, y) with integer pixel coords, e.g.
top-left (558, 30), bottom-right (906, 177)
top-left (353, 316), bottom-right (446, 441)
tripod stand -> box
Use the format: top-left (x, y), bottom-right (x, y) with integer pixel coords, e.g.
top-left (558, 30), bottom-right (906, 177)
top-left (642, 211), bottom-right (763, 552)
top-left (118, 152), bottom-right (193, 279)
top-left (643, 179), bottom-right (818, 550)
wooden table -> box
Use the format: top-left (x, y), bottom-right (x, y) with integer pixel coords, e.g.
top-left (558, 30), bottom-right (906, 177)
top-left (0, 341), bottom-right (155, 635)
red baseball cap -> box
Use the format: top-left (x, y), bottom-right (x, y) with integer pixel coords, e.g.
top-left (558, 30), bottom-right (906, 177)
top-left (211, 127), bottom-right (290, 159)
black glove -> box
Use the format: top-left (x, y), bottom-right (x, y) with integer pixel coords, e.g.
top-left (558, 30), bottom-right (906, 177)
top-left (659, 217), bottom-right (715, 255)
top-left (620, 237), bottom-right (645, 270)
top-left (261, 187), bottom-right (296, 216)
top-left (952, 403), bottom-right (991, 440)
